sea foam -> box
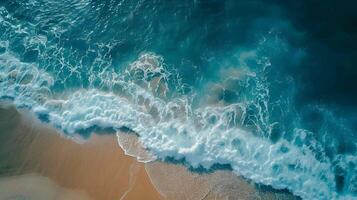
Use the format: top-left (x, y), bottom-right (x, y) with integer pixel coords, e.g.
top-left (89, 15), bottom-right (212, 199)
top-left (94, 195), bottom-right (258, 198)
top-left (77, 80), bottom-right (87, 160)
top-left (2, 47), bottom-right (356, 199)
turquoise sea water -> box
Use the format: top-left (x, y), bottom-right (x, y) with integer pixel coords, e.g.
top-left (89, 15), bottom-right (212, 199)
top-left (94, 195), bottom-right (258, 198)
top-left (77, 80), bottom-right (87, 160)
top-left (0, 1), bottom-right (356, 199)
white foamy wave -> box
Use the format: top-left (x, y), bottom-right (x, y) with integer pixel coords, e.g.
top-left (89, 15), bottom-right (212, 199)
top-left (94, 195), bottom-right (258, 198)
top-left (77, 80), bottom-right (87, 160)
top-left (0, 52), bottom-right (54, 107)
top-left (1, 51), bottom-right (355, 200)
top-left (116, 132), bottom-right (156, 163)
top-left (124, 53), bottom-right (170, 97)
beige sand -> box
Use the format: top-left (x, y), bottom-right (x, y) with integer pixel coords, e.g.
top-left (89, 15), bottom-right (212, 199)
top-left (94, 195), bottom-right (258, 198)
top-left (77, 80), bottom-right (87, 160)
top-left (0, 104), bottom-right (163, 200)
top-left (0, 173), bottom-right (91, 200)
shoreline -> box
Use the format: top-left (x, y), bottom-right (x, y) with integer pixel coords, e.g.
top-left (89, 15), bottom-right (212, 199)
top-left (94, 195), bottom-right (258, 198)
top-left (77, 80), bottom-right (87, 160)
top-left (0, 103), bottom-right (298, 200)
top-left (0, 104), bottom-right (163, 200)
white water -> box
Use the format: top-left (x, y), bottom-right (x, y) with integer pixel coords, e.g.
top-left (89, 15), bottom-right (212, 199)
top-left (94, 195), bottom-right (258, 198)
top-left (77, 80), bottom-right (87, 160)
top-left (1, 47), bottom-right (356, 199)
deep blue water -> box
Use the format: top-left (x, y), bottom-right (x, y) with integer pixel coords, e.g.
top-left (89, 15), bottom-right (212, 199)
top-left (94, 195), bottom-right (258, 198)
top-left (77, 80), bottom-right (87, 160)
top-left (0, 0), bottom-right (356, 199)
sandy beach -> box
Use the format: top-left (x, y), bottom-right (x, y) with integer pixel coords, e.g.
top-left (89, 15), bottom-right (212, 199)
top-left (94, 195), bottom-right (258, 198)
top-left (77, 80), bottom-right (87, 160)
top-left (0, 103), bottom-right (297, 200)
top-left (0, 103), bottom-right (163, 200)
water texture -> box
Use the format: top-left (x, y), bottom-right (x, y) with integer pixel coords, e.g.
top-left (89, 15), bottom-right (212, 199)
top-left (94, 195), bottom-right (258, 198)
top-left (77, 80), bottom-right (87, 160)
top-left (0, 1), bottom-right (356, 199)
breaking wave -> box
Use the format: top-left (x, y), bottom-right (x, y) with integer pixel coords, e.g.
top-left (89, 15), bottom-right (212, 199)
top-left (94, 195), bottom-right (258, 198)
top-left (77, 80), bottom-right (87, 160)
top-left (0, 1), bottom-right (356, 199)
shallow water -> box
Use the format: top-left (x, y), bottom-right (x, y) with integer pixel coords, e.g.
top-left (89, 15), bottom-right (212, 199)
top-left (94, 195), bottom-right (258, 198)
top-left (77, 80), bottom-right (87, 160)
top-left (0, 1), bottom-right (356, 199)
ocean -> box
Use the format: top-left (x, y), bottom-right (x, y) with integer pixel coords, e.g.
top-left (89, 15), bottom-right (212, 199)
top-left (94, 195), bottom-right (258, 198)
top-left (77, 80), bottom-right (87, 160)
top-left (0, 0), bottom-right (356, 199)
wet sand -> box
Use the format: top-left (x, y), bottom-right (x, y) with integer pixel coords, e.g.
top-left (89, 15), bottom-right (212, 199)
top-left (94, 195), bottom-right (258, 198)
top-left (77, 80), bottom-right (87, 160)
top-left (0, 174), bottom-right (91, 200)
top-left (0, 104), bottom-right (163, 200)
top-left (117, 132), bottom-right (257, 200)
